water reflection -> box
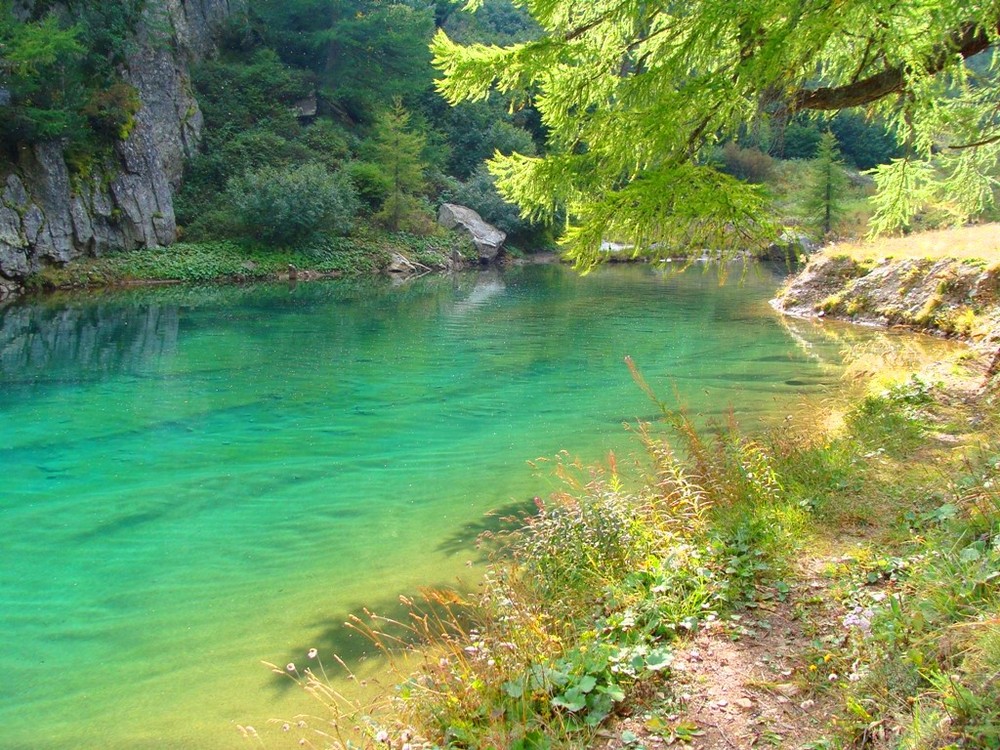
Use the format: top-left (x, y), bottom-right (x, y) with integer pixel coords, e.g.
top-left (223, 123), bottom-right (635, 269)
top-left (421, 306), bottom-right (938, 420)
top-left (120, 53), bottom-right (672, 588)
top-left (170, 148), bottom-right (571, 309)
top-left (0, 301), bottom-right (179, 385)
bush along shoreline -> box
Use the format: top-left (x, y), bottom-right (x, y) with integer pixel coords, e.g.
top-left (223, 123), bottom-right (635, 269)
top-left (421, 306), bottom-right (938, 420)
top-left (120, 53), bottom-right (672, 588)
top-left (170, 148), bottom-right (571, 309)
top-left (259, 349), bottom-right (1000, 750)
top-left (20, 230), bottom-right (485, 293)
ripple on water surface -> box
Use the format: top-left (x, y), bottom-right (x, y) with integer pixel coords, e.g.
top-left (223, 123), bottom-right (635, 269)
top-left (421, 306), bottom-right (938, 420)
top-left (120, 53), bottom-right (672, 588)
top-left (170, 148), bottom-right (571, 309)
top-left (0, 263), bottom-right (957, 749)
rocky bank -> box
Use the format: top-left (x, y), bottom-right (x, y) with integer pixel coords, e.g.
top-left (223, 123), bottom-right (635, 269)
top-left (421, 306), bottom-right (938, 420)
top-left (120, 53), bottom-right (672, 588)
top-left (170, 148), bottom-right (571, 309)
top-left (0, 0), bottom-right (242, 299)
top-left (773, 242), bottom-right (1000, 356)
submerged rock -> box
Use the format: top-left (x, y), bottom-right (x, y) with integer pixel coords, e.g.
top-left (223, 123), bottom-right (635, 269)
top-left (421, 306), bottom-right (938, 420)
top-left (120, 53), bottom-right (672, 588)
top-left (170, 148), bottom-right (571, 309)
top-left (437, 203), bottom-right (506, 262)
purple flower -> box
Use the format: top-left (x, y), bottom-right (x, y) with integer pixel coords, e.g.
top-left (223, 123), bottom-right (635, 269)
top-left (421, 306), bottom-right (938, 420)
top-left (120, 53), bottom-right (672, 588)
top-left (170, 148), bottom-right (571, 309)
top-left (842, 606), bottom-right (873, 634)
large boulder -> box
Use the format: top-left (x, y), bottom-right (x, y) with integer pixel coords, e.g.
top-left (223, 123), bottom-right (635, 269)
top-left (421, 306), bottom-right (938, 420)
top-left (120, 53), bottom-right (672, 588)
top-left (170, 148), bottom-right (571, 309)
top-left (437, 203), bottom-right (506, 262)
top-left (762, 230), bottom-right (817, 263)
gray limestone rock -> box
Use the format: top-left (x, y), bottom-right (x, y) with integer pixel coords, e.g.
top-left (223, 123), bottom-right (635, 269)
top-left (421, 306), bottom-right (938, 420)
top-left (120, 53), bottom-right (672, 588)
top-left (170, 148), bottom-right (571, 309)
top-left (0, 0), bottom-right (244, 292)
top-left (437, 203), bottom-right (506, 262)
top-left (3, 174), bottom-right (28, 206)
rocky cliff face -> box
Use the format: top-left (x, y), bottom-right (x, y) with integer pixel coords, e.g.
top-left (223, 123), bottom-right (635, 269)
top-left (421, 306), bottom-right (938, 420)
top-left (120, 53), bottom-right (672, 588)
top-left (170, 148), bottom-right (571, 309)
top-left (0, 0), bottom-right (243, 299)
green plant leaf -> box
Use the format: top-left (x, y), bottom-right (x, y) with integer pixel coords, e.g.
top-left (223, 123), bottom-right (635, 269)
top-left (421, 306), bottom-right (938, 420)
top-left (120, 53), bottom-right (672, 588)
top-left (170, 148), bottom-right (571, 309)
top-left (645, 648), bottom-right (673, 672)
top-left (960, 546), bottom-right (983, 563)
top-left (601, 683), bottom-right (626, 702)
top-left (503, 679), bottom-right (525, 699)
top-left (512, 730), bottom-right (551, 750)
top-left (552, 688), bottom-right (587, 712)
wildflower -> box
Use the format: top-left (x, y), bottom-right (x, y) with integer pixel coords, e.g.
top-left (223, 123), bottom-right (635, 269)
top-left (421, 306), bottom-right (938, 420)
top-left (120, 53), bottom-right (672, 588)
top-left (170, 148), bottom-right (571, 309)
top-left (286, 662), bottom-right (297, 673)
top-left (828, 673), bottom-right (839, 681)
top-left (297, 720), bottom-right (306, 728)
top-left (809, 664), bottom-right (818, 672)
top-left (842, 606), bottom-right (873, 634)
top-left (307, 648), bottom-right (318, 659)
top-left (375, 729), bottom-right (390, 744)
top-left (823, 653), bottom-right (832, 663)
top-left (282, 723), bottom-right (290, 732)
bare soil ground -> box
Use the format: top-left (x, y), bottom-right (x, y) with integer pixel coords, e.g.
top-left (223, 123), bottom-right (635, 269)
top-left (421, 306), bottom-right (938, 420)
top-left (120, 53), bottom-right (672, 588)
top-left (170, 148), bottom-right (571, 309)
top-left (599, 556), bottom-right (848, 750)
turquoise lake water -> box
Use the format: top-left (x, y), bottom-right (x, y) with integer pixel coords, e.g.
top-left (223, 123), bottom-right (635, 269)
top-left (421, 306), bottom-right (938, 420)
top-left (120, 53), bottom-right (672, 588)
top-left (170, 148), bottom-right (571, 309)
top-left (0, 263), bottom-right (952, 749)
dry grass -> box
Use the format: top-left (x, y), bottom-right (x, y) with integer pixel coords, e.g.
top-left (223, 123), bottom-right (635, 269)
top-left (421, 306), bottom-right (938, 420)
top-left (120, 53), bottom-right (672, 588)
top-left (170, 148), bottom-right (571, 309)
top-left (824, 223), bottom-right (1000, 262)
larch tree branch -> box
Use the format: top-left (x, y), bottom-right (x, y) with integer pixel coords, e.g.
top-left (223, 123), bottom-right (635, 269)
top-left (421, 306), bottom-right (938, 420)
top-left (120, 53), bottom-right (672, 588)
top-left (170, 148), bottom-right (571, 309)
top-left (791, 20), bottom-right (998, 112)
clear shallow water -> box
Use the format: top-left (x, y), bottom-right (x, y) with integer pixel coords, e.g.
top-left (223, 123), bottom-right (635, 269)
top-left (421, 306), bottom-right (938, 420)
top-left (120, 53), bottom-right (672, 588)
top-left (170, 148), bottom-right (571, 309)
top-left (0, 264), bottom-right (950, 748)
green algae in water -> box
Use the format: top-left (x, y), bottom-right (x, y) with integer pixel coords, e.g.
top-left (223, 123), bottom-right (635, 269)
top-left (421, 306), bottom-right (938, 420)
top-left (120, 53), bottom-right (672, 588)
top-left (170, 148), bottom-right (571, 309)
top-left (0, 264), bottom-right (955, 749)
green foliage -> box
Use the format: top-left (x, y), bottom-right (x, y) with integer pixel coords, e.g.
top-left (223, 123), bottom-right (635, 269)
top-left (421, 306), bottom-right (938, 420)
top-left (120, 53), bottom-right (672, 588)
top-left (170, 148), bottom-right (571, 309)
top-left (225, 163), bottom-right (359, 246)
top-left (82, 81), bottom-right (141, 140)
top-left (193, 49), bottom-right (313, 133)
top-left (825, 452), bottom-right (1000, 749)
top-left (0, 0), bottom-right (145, 153)
top-left (249, 0), bottom-right (436, 122)
top-left (781, 121), bottom-right (823, 160)
top-left (0, 8), bottom-right (88, 144)
top-left (446, 165), bottom-right (532, 239)
top-left (778, 113), bottom-right (901, 167)
top-left (28, 238), bottom-right (394, 287)
top-left (433, 1), bottom-right (1000, 261)
top-left (846, 391), bottom-right (927, 459)
top-left (343, 161), bottom-right (391, 213)
top-left (365, 101), bottom-right (430, 232)
top-left (434, 98), bottom-right (539, 179)
top-left (178, 48), bottom-right (353, 241)
top-left (828, 111), bottom-right (902, 171)
top-left (440, 0), bottom-right (540, 46)
top-left (805, 131), bottom-right (851, 239)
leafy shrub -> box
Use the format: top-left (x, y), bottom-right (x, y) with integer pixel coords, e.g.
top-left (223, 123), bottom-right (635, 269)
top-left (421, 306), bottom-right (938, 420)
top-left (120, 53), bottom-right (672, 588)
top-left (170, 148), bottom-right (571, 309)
top-left (299, 120), bottom-right (352, 168)
top-left (344, 161), bottom-right (392, 213)
top-left (375, 194), bottom-right (439, 236)
top-left (225, 163), bottom-right (359, 246)
top-left (82, 81), bottom-right (141, 140)
top-left (218, 127), bottom-right (309, 174)
top-left (194, 49), bottom-right (314, 132)
top-left (514, 489), bottom-right (654, 605)
top-left (717, 142), bottom-right (774, 183)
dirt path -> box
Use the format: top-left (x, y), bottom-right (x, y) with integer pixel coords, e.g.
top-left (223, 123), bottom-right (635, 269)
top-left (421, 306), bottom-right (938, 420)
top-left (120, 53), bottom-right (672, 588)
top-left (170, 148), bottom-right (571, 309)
top-left (601, 556), bottom-right (849, 750)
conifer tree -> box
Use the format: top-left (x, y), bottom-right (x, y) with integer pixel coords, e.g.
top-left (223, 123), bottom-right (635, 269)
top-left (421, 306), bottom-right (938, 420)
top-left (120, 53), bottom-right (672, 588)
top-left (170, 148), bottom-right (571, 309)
top-left (805, 131), bottom-right (849, 240)
top-left (367, 99), bottom-right (427, 232)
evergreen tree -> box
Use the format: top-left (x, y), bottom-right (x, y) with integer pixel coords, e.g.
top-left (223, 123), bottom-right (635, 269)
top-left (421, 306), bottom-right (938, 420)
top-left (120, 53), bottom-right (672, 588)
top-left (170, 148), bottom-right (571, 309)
top-left (805, 131), bottom-right (849, 240)
top-left (366, 100), bottom-right (427, 232)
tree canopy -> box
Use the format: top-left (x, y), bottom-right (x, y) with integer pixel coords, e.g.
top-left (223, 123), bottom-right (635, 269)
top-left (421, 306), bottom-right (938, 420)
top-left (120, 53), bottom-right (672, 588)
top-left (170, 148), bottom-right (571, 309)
top-left (432, 0), bottom-right (1000, 265)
